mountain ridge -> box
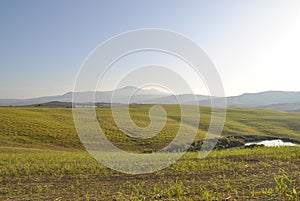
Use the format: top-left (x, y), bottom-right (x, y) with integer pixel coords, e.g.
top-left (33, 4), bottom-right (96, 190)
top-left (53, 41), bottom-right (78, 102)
top-left (1, 88), bottom-right (300, 112)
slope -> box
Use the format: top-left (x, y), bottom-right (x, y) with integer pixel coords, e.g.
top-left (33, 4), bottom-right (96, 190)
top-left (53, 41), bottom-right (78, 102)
top-left (0, 105), bottom-right (300, 152)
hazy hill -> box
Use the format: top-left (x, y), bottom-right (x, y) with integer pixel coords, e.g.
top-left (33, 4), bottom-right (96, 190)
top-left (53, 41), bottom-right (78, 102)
top-left (227, 91), bottom-right (300, 107)
top-left (1, 88), bottom-right (300, 112)
top-left (196, 91), bottom-right (300, 111)
top-left (142, 94), bottom-right (210, 104)
top-left (0, 86), bottom-right (169, 106)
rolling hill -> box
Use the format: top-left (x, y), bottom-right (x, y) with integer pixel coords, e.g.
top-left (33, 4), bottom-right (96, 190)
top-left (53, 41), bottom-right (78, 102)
top-left (257, 102), bottom-right (300, 112)
top-left (0, 105), bottom-right (299, 152)
top-left (1, 88), bottom-right (300, 112)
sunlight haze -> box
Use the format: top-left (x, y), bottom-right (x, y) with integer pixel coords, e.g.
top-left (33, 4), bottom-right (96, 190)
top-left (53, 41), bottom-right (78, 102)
top-left (0, 0), bottom-right (299, 98)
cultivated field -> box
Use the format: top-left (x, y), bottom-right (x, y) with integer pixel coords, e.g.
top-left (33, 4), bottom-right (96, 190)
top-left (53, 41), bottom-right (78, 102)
top-left (1, 146), bottom-right (299, 200)
top-left (1, 106), bottom-right (300, 151)
top-left (0, 106), bottom-right (300, 200)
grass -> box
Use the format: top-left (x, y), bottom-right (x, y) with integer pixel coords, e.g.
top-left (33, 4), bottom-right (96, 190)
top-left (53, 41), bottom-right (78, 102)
top-left (1, 105), bottom-right (300, 151)
top-left (0, 105), bottom-right (300, 200)
top-left (0, 146), bottom-right (299, 200)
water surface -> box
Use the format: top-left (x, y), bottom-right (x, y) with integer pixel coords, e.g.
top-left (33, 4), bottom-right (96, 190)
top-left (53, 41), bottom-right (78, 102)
top-left (245, 139), bottom-right (298, 147)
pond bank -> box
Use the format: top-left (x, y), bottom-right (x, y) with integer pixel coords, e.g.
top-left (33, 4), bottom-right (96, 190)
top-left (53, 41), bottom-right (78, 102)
top-left (188, 135), bottom-right (300, 151)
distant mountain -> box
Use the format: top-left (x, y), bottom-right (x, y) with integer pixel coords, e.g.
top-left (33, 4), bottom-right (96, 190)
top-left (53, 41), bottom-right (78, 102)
top-left (227, 91), bottom-right (300, 107)
top-left (1, 89), bottom-right (300, 112)
top-left (197, 91), bottom-right (300, 109)
top-left (0, 86), bottom-right (169, 106)
top-left (142, 94), bottom-right (210, 104)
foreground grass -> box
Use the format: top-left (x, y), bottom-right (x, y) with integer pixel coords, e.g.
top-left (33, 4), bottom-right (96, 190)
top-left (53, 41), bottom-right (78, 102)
top-left (1, 146), bottom-right (299, 200)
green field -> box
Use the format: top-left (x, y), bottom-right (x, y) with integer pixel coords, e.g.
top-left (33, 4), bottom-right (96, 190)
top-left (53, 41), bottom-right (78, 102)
top-left (1, 106), bottom-right (300, 151)
top-left (0, 106), bottom-right (300, 200)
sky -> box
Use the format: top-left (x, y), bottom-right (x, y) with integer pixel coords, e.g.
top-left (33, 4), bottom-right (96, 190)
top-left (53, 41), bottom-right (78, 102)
top-left (1, 0), bottom-right (300, 98)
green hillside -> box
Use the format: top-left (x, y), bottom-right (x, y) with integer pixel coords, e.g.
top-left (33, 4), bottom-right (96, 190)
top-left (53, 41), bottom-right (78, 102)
top-left (1, 105), bottom-right (300, 151)
top-left (1, 105), bottom-right (300, 200)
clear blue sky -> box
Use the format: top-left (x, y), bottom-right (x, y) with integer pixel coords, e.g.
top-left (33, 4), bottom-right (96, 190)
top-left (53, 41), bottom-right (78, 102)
top-left (1, 0), bottom-right (300, 98)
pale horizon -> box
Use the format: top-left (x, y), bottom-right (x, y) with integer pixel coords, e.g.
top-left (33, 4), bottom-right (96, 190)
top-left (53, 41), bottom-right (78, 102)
top-left (2, 86), bottom-right (300, 100)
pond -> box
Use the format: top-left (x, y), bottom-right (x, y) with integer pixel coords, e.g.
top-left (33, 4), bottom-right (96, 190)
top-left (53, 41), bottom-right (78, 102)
top-left (245, 139), bottom-right (299, 147)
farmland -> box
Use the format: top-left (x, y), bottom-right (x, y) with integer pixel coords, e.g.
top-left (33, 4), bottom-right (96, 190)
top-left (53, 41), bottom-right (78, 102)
top-left (1, 105), bottom-right (300, 151)
top-left (0, 105), bottom-right (300, 200)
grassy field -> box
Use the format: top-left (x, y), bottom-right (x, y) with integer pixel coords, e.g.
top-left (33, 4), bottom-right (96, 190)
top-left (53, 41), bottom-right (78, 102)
top-left (0, 105), bottom-right (300, 200)
top-left (1, 146), bottom-right (299, 200)
top-left (1, 105), bottom-right (300, 151)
